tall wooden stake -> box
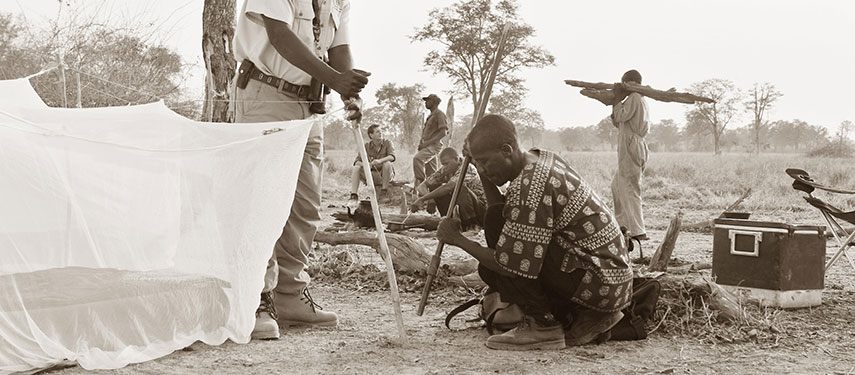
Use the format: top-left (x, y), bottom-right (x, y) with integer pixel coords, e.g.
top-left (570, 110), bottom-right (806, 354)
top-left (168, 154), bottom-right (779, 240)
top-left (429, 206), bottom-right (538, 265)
top-left (57, 55), bottom-right (68, 108)
top-left (417, 24), bottom-right (511, 316)
top-left (352, 117), bottom-right (406, 341)
top-left (74, 56), bottom-right (82, 108)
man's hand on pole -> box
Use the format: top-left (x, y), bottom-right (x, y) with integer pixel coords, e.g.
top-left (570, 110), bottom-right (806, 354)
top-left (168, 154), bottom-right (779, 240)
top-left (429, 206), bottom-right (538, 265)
top-left (344, 96), bottom-right (364, 122)
top-left (334, 69), bottom-right (371, 103)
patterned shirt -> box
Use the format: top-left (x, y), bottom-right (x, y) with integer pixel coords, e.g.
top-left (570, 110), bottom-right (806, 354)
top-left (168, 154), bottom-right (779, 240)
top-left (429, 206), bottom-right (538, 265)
top-left (423, 159), bottom-right (486, 207)
top-left (495, 149), bottom-right (633, 312)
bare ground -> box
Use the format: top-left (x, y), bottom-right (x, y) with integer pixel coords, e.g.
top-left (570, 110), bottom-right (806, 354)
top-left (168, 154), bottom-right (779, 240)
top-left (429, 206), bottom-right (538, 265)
top-left (51, 191), bottom-right (855, 375)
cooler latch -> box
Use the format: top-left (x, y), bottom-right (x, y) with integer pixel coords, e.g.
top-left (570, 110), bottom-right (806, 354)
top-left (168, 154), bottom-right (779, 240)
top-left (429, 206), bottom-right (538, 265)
top-left (728, 230), bottom-right (762, 257)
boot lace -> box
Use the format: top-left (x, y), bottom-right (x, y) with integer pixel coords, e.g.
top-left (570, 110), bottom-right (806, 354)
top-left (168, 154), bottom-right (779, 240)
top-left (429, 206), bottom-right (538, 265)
top-left (256, 291), bottom-right (278, 320)
top-left (301, 287), bottom-right (324, 313)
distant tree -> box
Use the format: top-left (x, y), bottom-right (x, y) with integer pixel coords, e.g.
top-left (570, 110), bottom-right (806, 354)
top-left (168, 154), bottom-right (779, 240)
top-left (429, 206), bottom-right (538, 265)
top-left (374, 83), bottom-right (426, 151)
top-left (488, 91), bottom-right (545, 149)
top-left (0, 11), bottom-right (197, 118)
top-left (686, 79), bottom-right (743, 155)
top-left (202, 0), bottom-right (236, 122)
top-left (595, 117), bottom-right (618, 150)
top-left (412, 0), bottom-right (554, 118)
top-left (647, 119), bottom-right (681, 151)
top-left (766, 119), bottom-right (829, 151)
top-left (745, 82), bottom-right (782, 154)
top-left (836, 120), bottom-right (854, 148)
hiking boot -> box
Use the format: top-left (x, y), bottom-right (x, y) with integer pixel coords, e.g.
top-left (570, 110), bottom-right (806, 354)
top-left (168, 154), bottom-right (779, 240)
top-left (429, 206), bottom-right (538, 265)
top-left (251, 291), bottom-right (280, 340)
top-left (485, 314), bottom-right (565, 351)
top-left (349, 193), bottom-right (359, 201)
top-left (275, 288), bottom-right (338, 328)
top-left (565, 309), bottom-right (624, 346)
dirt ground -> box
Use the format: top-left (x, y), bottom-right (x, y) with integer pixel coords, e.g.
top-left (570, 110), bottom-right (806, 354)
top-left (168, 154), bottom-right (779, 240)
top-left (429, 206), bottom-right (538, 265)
top-left (51, 192), bottom-right (855, 375)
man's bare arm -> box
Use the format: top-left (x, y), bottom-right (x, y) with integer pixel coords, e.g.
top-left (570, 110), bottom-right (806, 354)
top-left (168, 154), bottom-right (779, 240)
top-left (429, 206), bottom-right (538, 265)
top-left (262, 16), bottom-right (366, 98)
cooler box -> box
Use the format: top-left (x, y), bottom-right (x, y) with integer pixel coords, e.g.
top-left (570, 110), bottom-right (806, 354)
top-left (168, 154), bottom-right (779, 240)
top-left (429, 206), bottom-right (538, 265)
top-left (712, 218), bottom-right (825, 308)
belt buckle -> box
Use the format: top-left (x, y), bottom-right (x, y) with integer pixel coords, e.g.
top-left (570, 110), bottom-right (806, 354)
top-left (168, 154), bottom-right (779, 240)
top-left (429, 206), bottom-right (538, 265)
top-left (276, 79), bottom-right (286, 94)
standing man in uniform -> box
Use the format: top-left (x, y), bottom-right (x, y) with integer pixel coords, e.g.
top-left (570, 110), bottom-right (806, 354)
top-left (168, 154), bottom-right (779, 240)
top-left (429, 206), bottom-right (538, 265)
top-left (233, 0), bottom-right (369, 340)
top-left (412, 93), bottom-right (448, 187)
top-left (609, 70), bottom-right (649, 247)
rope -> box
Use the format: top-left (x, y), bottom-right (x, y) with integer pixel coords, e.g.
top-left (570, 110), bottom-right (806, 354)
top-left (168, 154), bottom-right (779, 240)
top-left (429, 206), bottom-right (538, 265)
top-left (23, 65), bottom-right (60, 80)
top-left (0, 102), bottom-right (346, 154)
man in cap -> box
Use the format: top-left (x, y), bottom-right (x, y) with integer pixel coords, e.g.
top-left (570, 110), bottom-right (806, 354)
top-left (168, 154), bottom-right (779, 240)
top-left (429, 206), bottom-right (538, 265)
top-left (413, 93), bottom-right (448, 188)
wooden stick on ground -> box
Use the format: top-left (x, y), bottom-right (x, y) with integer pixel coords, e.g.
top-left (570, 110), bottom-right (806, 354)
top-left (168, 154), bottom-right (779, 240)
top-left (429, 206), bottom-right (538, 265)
top-left (351, 117), bottom-right (406, 341)
top-left (649, 213), bottom-right (682, 272)
top-left (417, 23), bottom-right (511, 316)
top-left (564, 80), bottom-right (715, 104)
top-left (683, 188), bottom-right (752, 231)
top-left (314, 231), bottom-right (431, 274)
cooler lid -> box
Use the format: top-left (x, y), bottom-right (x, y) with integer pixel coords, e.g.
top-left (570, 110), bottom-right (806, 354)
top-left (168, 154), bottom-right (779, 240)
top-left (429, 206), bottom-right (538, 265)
top-left (713, 218), bottom-right (825, 234)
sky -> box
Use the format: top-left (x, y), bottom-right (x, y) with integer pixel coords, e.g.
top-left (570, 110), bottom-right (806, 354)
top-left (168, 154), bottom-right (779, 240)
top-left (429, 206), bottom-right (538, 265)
top-left (3, 0), bottom-right (854, 131)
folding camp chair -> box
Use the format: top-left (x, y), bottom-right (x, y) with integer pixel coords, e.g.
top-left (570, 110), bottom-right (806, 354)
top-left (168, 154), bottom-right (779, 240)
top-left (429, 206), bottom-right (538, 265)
top-left (787, 168), bottom-right (855, 273)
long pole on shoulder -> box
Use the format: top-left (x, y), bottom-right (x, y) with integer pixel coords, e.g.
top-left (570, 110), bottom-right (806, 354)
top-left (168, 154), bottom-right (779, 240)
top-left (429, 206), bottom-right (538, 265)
top-left (350, 109), bottom-right (406, 341)
top-left (417, 24), bottom-right (511, 316)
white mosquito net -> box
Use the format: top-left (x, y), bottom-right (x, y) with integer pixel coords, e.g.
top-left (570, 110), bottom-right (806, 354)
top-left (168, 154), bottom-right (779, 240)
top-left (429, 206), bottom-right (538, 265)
top-left (0, 79), bottom-right (314, 373)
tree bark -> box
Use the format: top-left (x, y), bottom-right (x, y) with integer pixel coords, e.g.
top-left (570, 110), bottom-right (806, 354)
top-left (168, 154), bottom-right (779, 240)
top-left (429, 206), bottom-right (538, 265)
top-left (314, 231), bottom-right (431, 273)
top-left (565, 80), bottom-right (715, 104)
top-left (314, 230), bottom-right (481, 277)
top-left (202, 0), bottom-right (236, 123)
top-left (649, 213), bottom-right (682, 272)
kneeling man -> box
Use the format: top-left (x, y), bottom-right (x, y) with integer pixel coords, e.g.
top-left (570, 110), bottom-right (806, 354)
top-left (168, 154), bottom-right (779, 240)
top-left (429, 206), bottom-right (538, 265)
top-left (411, 147), bottom-right (486, 229)
top-left (437, 114), bottom-right (633, 350)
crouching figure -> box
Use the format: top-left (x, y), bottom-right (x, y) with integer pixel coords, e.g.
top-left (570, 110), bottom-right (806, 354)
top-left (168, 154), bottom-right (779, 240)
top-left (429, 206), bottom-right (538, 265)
top-left (437, 114), bottom-right (633, 350)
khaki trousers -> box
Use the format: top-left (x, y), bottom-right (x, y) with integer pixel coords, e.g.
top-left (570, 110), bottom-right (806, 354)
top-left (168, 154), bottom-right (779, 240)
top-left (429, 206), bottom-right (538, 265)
top-left (235, 79), bottom-right (322, 296)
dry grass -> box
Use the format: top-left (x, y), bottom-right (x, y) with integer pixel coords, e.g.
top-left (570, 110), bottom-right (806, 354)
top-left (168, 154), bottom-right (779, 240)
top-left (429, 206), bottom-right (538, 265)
top-left (327, 149), bottom-right (855, 226)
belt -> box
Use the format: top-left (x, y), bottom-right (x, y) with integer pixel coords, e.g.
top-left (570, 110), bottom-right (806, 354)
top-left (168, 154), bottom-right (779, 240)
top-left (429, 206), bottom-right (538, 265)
top-left (248, 66), bottom-right (311, 99)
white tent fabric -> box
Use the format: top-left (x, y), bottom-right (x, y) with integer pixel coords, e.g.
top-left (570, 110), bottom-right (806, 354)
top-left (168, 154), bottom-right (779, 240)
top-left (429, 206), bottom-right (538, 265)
top-left (0, 79), bottom-right (314, 373)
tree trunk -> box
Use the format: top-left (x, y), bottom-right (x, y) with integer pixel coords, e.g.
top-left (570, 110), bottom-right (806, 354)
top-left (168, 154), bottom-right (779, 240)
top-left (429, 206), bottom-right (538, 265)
top-left (202, 0), bottom-right (236, 123)
top-left (713, 130), bottom-right (721, 155)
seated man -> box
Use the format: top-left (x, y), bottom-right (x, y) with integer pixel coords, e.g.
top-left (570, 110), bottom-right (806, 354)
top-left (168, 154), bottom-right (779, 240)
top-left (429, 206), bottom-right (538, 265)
top-left (350, 124), bottom-right (395, 201)
top-left (411, 147), bottom-right (486, 230)
top-left (437, 114), bottom-right (633, 351)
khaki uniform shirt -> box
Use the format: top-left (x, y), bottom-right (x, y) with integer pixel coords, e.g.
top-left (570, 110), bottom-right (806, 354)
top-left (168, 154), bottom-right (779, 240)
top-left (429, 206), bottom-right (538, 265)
top-left (354, 139), bottom-right (396, 165)
top-left (419, 109), bottom-right (448, 149)
top-left (234, 0), bottom-right (351, 86)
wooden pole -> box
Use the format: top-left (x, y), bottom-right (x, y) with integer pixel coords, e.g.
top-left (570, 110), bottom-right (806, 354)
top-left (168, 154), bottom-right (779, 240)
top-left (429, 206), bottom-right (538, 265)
top-left (351, 117), bottom-right (406, 341)
top-left (57, 55), bottom-right (68, 108)
top-left (74, 56), bottom-right (82, 108)
top-left (417, 23), bottom-right (511, 316)
top-left (564, 79), bottom-right (715, 104)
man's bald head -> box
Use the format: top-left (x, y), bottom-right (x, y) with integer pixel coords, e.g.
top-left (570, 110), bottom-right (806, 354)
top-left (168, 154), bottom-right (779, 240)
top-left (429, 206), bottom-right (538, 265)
top-left (467, 114), bottom-right (519, 155)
